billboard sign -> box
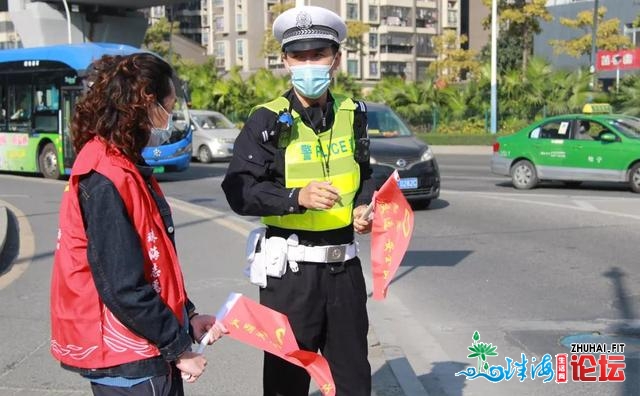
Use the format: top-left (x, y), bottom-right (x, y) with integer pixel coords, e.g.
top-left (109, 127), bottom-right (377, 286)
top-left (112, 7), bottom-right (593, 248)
top-left (596, 49), bottom-right (640, 71)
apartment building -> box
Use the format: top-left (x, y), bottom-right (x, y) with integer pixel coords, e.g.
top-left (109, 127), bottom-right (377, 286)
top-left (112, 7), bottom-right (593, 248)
top-left (158, 0), bottom-right (468, 82)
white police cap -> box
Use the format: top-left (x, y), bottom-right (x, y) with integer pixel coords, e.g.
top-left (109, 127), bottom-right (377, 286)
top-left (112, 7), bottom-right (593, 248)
top-left (273, 6), bottom-right (347, 52)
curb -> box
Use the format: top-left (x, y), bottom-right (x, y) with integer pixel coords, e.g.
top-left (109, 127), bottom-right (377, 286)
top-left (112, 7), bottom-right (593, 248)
top-left (430, 145), bottom-right (492, 155)
top-left (0, 205), bottom-right (7, 258)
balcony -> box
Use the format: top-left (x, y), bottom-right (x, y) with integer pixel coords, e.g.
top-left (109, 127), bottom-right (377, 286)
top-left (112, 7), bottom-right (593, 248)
top-left (378, 52), bottom-right (413, 62)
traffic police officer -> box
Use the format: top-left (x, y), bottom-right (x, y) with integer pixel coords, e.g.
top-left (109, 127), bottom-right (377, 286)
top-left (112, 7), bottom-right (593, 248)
top-left (221, 5), bottom-right (376, 396)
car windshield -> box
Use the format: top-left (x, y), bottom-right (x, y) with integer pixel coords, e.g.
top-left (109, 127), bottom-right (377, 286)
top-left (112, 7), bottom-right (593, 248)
top-left (367, 107), bottom-right (413, 138)
top-left (611, 117), bottom-right (640, 139)
top-left (192, 113), bottom-right (235, 129)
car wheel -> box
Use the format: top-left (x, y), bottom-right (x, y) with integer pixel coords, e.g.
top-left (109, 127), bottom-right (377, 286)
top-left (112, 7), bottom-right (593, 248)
top-left (197, 145), bottom-right (213, 163)
top-left (629, 163), bottom-right (640, 193)
top-left (510, 160), bottom-right (537, 190)
top-left (39, 142), bottom-right (60, 179)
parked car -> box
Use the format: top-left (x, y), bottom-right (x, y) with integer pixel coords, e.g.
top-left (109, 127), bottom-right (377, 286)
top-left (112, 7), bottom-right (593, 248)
top-left (185, 109), bottom-right (240, 162)
top-left (366, 102), bottom-right (440, 208)
top-left (491, 103), bottom-right (640, 192)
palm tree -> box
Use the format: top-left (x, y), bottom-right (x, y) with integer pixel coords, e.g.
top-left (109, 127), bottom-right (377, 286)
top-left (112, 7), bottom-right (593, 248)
top-left (617, 76), bottom-right (640, 116)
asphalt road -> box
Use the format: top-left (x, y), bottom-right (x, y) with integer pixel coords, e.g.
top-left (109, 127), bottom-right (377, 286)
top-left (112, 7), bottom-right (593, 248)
top-left (1, 152), bottom-right (640, 395)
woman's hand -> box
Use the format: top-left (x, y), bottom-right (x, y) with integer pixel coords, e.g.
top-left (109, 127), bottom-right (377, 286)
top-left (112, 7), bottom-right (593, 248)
top-left (176, 351), bottom-right (207, 383)
top-left (191, 314), bottom-right (229, 345)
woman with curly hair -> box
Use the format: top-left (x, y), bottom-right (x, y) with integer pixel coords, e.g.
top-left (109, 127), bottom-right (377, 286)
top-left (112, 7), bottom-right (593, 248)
top-left (50, 52), bottom-right (225, 396)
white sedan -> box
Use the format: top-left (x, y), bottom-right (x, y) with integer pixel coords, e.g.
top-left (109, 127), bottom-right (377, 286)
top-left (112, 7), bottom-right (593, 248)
top-left (188, 109), bottom-right (240, 163)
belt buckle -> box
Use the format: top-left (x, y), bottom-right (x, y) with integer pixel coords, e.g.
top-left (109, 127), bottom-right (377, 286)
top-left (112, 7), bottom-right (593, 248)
top-left (325, 245), bottom-right (346, 263)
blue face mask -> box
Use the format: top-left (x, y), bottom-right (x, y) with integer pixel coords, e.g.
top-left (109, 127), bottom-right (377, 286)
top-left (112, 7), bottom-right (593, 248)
top-left (289, 60), bottom-right (334, 99)
top-left (148, 102), bottom-right (173, 147)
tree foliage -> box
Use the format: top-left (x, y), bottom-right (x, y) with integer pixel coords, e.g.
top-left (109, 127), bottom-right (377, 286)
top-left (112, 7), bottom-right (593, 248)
top-left (549, 7), bottom-right (632, 58)
top-left (429, 31), bottom-right (481, 83)
top-left (482, 0), bottom-right (551, 71)
top-left (175, 58), bottom-right (219, 109)
top-left (262, 2), bottom-right (295, 57)
top-left (344, 21), bottom-right (370, 55)
top-left (143, 17), bottom-right (181, 62)
top-left (479, 33), bottom-right (525, 73)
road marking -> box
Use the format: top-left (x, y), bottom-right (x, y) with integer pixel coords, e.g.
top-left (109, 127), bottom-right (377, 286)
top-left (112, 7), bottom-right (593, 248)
top-left (573, 200), bottom-right (598, 211)
top-left (442, 175), bottom-right (507, 181)
top-left (166, 197), bottom-right (255, 237)
top-left (0, 386), bottom-right (86, 394)
top-left (443, 190), bottom-right (640, 221)
top-left (0, 201), bottom-right (34, 291)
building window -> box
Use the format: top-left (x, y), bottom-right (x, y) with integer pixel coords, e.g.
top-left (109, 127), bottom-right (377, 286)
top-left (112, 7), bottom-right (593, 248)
top-left (448, 10), bottom-right (457, 25)
top-left (347, 4), bottom-right (359, 20)
top-left (380, 33), bottom-right (413, 54)
top-left (381, 62), bottom-right (407, 78)
top-left (369, 61), bottom-right (378, 77)
top-left (416, 62), bottom-right (429, 81)
top-left (347, 59), bottom-right (359, 76)
top-left (415, 34), bottom-right (434, 57)
top-left (416, 8), bottom-right (437, 28)
top-left (369, 6), bottom-right (379, 22)
top-left (236, 39), bottom-right (244, 60)
top-left (369, 33), bottom-right (378, 50)
top-left (216, 41), bottom-right (225, 58)
top-left (236, 13), bottom-right (244, 31)
top-left (215, 16), bottom-right (224, 32)
top-left (381, 6), bottom-right (411, 27)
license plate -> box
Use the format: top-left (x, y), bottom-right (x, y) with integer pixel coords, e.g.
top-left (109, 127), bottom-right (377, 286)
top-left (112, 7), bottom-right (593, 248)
top-left (398, 177), bottom-right (418, 190)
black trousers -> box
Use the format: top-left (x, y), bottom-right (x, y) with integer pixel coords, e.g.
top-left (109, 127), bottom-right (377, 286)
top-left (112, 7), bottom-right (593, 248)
top-left (260, 257), bottom-right (371, 396)
top-left (90, 365), bottom-right (184, 396)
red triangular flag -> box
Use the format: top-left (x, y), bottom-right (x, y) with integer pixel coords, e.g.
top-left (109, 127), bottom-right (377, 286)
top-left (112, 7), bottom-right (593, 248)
top-left (217, 294), bottom-right (335, 395)
top-left (370, 170), bottom-right (414, 300)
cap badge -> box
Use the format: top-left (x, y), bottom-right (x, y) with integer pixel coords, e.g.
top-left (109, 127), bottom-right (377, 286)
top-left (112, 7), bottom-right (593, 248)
top-left (296, 11), bottom-right (313, 30)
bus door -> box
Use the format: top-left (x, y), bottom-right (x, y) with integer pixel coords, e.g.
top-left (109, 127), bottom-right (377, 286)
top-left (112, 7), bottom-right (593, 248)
top-left (61, 87), bottom-right (81, 171)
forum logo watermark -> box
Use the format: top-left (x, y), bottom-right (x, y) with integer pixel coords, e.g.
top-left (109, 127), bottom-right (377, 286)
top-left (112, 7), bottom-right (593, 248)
top-left (455, 331), bottom-right (625, 383)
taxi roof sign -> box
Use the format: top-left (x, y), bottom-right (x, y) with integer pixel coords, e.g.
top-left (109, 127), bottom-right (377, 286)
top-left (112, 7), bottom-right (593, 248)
top-left (582, 103), bottom-right (612, 114)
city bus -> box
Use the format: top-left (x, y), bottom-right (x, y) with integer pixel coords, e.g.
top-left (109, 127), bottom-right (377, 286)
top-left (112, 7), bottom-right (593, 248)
top-left (0, 43), bottom-right (192, 179)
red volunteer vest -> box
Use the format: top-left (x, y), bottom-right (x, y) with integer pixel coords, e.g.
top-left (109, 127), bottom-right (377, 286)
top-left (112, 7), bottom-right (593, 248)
top-left (50, 138), bottom-right (187, 369)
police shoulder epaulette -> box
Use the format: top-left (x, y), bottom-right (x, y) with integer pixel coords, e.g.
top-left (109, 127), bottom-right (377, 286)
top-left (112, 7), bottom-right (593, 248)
top-left (353, 100), bottom-right (367, 113)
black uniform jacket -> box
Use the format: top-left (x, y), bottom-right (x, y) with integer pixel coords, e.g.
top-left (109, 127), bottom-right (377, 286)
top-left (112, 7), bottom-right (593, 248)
top-left (222, 89), bottom-right (376, 246)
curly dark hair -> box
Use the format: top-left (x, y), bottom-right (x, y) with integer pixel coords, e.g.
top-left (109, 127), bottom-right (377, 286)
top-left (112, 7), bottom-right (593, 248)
top-left (71, 53), bottom-right (175, 163)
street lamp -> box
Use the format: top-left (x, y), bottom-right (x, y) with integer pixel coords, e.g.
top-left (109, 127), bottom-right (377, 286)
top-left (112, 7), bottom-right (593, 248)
top-left (62, 0), bottom-right (72, 44)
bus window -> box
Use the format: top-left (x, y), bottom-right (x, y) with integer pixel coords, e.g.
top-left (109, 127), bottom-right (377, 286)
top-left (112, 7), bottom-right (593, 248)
top-left (7, 83), bottom-right (32, 132)
top-left (0, 83), bottom-right (6, 129)
top-left (34, 82), bottom-right (60, 132)
top-left (35, 84), bottom-right (60, 112)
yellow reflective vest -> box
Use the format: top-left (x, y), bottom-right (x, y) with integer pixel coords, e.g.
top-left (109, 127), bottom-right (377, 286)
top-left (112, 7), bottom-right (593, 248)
top-left (257, 95), bottom-right (360, 231)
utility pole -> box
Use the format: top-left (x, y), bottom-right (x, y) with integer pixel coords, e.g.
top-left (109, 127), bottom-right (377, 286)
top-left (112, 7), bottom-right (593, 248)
top-left (590, 0), bottom-right (599, 91)
top-left (490, 0), bottom-right (498, 134)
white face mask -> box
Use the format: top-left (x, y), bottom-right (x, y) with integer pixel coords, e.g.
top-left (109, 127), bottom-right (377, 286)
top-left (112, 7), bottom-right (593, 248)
top-left (148, 102), bottom-right (173, 147)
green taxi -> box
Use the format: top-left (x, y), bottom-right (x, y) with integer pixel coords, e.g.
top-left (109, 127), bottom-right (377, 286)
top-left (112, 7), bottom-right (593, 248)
top-left (491, 104), bottom-right (640, 192)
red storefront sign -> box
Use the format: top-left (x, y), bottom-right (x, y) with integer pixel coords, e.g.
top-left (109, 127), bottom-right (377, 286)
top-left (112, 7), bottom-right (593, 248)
top-left (596, 49), bottom-right (640, 71)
